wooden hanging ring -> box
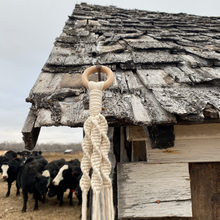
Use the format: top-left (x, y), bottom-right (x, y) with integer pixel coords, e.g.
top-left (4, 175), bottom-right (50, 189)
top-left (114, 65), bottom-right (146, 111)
top-left (82, 65), bottom-right (114, 90)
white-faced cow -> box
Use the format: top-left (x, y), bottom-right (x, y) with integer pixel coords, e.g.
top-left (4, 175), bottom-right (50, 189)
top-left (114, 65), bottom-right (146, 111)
top-left (1, 158), bottom-right (21, 197)
top-left (51, 159), bottom-right (81, 206)
top-left (42, 158), bottom-right (66, 186)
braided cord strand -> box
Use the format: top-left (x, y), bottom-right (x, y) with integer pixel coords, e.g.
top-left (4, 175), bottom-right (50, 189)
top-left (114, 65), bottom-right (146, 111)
top-left (80, 81), bottom-right (114, 220)
top-left (99, 114), bottom-right (114, 220)
top-left (80, 119), bottom-right (92, 220)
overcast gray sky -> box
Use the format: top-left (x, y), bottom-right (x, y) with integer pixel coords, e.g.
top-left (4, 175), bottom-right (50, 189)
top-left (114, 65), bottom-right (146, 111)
top-left (0, 0), bottom-right (219, 144)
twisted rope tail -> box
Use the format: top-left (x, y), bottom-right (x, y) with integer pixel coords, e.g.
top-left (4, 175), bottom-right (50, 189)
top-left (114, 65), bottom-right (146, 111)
top-left (80, 119), bottom-right (93, 220)
top-left (81, 81), bottom-right (114, 220)
top-left (99, 114), bottom-right (114, 219)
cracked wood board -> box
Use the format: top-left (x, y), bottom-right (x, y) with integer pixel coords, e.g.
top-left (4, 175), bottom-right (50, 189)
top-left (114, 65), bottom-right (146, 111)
top-left (117, 162), bottom-right (192, 218)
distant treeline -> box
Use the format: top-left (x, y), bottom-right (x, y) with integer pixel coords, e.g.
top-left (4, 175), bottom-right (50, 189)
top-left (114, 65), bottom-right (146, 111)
top-left (0, 142), bottom-right (82, 152)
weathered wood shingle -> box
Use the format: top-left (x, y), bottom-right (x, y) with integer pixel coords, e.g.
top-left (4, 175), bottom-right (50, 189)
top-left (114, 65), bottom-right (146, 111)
top-left (24, 2), bottom-right (220, 132)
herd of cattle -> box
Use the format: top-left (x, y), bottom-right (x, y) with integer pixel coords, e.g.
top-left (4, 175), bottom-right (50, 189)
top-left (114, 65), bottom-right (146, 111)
top-left (0, 150), bottom-right (83, 212)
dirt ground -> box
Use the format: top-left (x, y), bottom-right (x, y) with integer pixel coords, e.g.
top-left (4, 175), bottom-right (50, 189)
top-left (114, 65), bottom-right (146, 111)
top-left (0, 152), bottom-right (84, 220)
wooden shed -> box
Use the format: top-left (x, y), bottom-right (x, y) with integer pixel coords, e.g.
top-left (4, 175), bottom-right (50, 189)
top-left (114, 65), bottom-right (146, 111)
top-left (22, 3), bottom-right (220, 219)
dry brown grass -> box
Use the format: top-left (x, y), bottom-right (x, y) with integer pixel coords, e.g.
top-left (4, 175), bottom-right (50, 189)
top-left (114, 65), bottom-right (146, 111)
top-left (0, 152), bottom-right (83, 220)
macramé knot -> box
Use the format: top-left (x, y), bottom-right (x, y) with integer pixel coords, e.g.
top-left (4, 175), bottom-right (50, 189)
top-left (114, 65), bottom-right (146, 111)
top-left (80, 81), bottom-right (114, 220)
top-left (88, 81), bottom-right (104, 116)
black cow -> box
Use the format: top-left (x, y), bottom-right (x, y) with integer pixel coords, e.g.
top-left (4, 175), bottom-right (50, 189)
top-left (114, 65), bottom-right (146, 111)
top-left (1, 158), bottom-right (21, 197)
top-left (0, 153), bottom-right (14, 171)
top-left (74, 173), bottom-right (83, 205)
top-left (75, 169), bottom-right (92, 207)
top-left (32, 151), bottom-right (42, 157)
top-left (17, 157), bottom-right (48, 212)
top-left (51, 159), bottom-right (81, 206)
top-left (17, 151), bottom-right (31, 157)
top-left (4, 150), bottom-right (17, 159)
top-left (42, 158), bottom-right (66, 180)
top-left (43, 158), bottom-right (66, 200)
top-left (25, 155), bottom-right (47, 166)
top-left (19, 154), bottom-right (48, 170)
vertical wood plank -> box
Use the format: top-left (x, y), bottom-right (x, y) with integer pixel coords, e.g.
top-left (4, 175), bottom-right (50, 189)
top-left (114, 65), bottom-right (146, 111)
top-left (132, 141), bottom-right (147, 162)
top-left (113, 127), bottom-right (121, 220)
top-left (22, 109), bottom-right (41, 150)
top-left (108, 127), bottom-right (116, 181)
top-left (189, 162), bottom-right (220, 220)
top-left (120, 127), bottom-right (130, 162)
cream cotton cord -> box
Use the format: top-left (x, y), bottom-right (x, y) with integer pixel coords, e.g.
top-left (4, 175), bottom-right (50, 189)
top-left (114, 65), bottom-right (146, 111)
top-left (80, 81), bottom-right (114, 220)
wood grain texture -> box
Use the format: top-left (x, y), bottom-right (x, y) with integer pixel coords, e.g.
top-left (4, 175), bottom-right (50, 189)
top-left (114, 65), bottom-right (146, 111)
top-left (115, 70), bottom-right (128, 93)
top-left (98, 42), bottom-right (124, 54)
top-left (147, 124), bottom-right (220, 163)
top-left (163, 66), bottom-right (192, 83)
top-left (35, 109), bottom-right (55, 127)
top-left (31, 72), bottom-right (64, 94)
top-left (124, 71), bottom-right (139, 94)
top-left (135, 75), bottom-right (177, 124)
top-left (175, 123), bottom-right (220, 139)
top-left (147, 138), bottom-right (220, 163)
top-left (132, 51), bottom-right (182, 64)
top-left (189, 162), bottom-right (220, 220)
top-left (137, 69), bottom-right (175, 89)
top-left (120, 127), bottom-right (130, 163)
top-left (22, 109), bottom-right (41, 150)
top-left (98, 53), bottom-right (132, 64)
top-left (131, 94), bottom-right (151, 124)
top-left (126, 126), bottom-right (148, 141)
top-left (124, 36), bottom-right (174, 49)
top-left (185, 47), bottom-right (220, 61)
top-left (152, 85), bottom-right (220, 116)
top-left (25, 2), bottom-right (220, 131)
top-left (64, 54), bottom-right (94, 66)
top-left (118, 162), bottom-right (192, 218)
top-left (131, 141), bottom-right (147, 162)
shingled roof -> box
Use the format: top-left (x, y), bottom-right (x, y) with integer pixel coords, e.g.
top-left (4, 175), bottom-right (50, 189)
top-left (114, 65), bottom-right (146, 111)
top-left (23, 2), bottom-right (220, 147)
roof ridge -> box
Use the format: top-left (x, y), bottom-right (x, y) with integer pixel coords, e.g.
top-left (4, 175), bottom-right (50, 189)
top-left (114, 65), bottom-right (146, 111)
top-left (73, 2), bottom-right (220, 19)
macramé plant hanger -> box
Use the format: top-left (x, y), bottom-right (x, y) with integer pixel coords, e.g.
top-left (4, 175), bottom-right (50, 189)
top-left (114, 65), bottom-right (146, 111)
top-left (80, 65), bottom-right (114, 220)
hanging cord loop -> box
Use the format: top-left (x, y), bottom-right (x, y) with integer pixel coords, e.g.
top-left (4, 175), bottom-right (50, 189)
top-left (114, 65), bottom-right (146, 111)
top-left (80, 66), bottom-right (114, 220)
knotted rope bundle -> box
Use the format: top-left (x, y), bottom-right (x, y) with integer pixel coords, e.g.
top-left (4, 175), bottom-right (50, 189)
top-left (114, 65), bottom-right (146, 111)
top-left (80, 66), bottom-right (114, 220)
